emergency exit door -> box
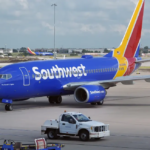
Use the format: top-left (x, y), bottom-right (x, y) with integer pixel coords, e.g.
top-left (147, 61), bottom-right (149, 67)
top-left (19, 67), bottom-right (30, 86)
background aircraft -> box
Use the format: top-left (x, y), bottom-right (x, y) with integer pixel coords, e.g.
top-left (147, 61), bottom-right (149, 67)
top-left (27, 47), bottom-right (53, 56)
top-left (0, 0), bottom-right (149, 111)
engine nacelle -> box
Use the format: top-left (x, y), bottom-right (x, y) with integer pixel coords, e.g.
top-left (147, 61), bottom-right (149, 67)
top-left (74, 85), bottom-right (106, 103)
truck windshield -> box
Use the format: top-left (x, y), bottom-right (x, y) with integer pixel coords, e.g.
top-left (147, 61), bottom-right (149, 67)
top-left (73, 114), bottom-right (91, 122)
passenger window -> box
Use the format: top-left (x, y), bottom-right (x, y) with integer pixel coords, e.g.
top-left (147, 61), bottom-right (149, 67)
top-left (43, 73), bottom-right (47, 77)
top-left (74, 71), bottom-right (77, 74)
top-left (37, 74), bottom-right (40, 77)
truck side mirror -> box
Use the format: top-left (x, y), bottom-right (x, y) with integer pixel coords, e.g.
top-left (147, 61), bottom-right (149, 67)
top-left (88, 117), bottom-right (91, 119)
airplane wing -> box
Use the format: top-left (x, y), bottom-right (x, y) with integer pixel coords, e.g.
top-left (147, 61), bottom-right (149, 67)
top-left (136, 59), bottom-right (150, 63)
top-left (63, 75), bottom-right (150, 90)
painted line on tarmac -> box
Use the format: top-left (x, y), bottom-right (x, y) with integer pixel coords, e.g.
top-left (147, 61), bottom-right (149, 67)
top-left (0, 128), bottom-right (38, 132)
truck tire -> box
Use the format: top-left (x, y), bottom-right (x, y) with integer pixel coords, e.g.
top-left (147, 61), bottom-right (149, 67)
top-left (79, 130), bottom-right (89, 141)
top-left (47, 129), bottom-right (58, 139)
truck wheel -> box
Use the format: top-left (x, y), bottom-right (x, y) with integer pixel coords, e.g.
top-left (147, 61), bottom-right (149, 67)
top-left (56, 96), bottom-right (62, 104)
top-left (47, 130), bottom-right (58, 139)
top-left (79, 130), bottom-right (89, 141)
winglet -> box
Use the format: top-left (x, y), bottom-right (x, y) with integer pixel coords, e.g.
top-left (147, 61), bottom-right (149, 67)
top-left (27, 47), bottom-right (36, 55)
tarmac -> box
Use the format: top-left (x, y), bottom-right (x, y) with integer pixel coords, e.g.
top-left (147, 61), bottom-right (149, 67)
top-left (0, 71), bottom-right (150, 150)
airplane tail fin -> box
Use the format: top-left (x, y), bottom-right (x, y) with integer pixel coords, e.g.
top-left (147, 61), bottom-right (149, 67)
top-left (113, 0), bottom-right (145, 58)
top-left (27, 47), bottom-right (36, 55)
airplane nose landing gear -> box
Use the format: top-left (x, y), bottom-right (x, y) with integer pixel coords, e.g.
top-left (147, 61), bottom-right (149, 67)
top-left (2, 99), bottom-right (13, 111)
top-left (5, 104), bottom-right (13, 111)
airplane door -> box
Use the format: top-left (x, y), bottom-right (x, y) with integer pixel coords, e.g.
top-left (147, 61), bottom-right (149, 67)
top-left (19, 67), bottom-right (30, 86)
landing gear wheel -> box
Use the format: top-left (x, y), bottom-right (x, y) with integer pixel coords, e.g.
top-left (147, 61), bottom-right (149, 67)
top-left (97, 99), bottom-right (104, 105)
top-left (5, 105), bottom-right (9, 111)
top-left (48, 96), bottom-right (55, 104)
top-left (5, 104), bottom-right (13, 111)
top-left (55, 96), bottom-right (62, 104)
top-left (91, 103), bottom-right (96, 105)
top-left (79, 130), bottom-right (89, 141)
top-left (95, 138), bottom-right (101, 140)
top-left (47, 130), bottom-right (58, 139)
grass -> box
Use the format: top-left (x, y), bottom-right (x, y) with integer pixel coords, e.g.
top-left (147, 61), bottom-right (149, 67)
top-left (139, 66), bottom-right (150, 70)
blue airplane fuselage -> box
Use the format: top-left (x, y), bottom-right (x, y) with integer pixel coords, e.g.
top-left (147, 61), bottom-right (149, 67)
top-left (0, 56), bottom-right (141, 100)
top-left (35, 52), bottom-right (53, 56)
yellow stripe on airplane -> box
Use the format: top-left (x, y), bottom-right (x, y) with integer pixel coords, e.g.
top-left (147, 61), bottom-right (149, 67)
top-left (113, 0), bottom-right (143, 59)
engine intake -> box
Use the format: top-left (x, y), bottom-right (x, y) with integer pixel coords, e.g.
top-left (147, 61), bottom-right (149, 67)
top-left (74, 85), bottom-right (106, 103)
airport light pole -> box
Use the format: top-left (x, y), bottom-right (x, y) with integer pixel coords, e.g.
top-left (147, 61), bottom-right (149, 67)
top-left (51, 3), bottom-right (57, 59)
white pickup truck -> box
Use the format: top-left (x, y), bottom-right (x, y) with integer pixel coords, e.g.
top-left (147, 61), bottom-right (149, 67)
top-left (41, 112), bottom-right (110, 141)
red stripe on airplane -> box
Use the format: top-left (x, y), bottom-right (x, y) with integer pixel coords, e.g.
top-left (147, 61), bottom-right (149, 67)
top-left (124, 1), bottom-right (145, 58)
top-left (27, 48), bottom-right (35, 55)
top-left (124, 58), bottom-right (136, 76)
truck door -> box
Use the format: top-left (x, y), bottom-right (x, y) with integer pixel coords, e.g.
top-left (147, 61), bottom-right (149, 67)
top-left (60, 114), bottom-right (77, 134)
top-left (19, 67), bottom-right (30, 86)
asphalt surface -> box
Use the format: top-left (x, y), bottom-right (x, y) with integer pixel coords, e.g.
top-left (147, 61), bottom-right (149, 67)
top-left (0, 73), bottom-right (150, 150)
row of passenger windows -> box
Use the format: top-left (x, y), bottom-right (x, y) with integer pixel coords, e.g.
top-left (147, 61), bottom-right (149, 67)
top-left (0, 74), bottom-right (12, 80)
top-left (32, 67), bottom-right (125, 78)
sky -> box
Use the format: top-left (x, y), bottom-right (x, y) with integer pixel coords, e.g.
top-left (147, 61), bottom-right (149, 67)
top-left (0, 0), bottom-right (150, 49)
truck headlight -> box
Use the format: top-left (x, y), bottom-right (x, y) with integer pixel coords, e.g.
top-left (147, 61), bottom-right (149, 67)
top-left (91, 126), bottom-right (93, 131)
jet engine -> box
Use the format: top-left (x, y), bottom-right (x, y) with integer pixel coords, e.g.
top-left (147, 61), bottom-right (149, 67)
top-left (74, 85), bottom-right (106, 103)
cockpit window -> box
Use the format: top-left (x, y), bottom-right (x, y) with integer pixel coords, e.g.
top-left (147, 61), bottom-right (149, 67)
top-left (0, 74), bottom-right (12, 80)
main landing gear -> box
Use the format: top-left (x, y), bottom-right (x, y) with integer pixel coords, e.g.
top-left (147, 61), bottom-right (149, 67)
top-left (91, 99), bottom-right (104, 106)
top-left (5, 104), bottom-right (13, 111)
top-left (48, 96), bottom-right (62, 104)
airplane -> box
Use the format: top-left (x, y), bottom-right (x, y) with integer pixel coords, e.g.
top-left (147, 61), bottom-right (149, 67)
top-left (27, 48), bottom-right (54, 56)
top-left (0, 0), bottom-right (149, 111)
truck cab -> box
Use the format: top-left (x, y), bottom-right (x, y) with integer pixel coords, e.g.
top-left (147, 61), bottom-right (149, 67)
top-left (41, 112), bottom-right (110, 141)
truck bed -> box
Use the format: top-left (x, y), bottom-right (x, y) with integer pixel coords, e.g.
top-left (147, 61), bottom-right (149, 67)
top-left (41, 120), bottom-right (59, 134)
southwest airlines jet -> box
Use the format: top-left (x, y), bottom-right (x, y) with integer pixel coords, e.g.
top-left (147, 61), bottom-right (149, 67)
top-left (0, 0), bottom-right (149, 111)
top-left (27, 48), bottom-right (53, 56)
